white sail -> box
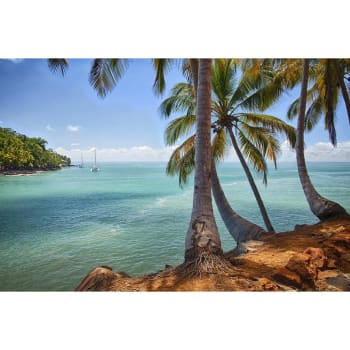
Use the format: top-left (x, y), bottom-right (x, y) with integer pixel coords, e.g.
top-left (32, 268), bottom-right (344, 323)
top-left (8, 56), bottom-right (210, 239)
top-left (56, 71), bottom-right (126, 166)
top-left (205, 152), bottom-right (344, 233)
top-left (91, 148), bottom-right (99, 172)
top-left (79, 153), bottom-right (84, 168)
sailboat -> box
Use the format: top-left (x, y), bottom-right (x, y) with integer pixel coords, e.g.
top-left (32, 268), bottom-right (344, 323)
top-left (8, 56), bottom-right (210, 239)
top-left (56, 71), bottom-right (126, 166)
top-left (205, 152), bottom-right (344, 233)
top-left (91, 148), bottom-right (99, 172)
top-left (78, 153), bottom-right (84, 168)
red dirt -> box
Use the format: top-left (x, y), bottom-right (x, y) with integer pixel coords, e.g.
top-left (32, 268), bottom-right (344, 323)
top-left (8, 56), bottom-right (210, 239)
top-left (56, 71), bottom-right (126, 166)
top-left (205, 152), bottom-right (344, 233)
top-left (76, 217), bottom-right (350, 291)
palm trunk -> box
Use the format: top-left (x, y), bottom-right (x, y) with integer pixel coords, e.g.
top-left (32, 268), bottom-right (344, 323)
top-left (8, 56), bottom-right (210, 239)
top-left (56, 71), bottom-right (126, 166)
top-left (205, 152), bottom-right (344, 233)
top-left (211, 158), bottom-right (266, 243)
top-left (296, 59), bottom-right (349, 220)
top-left (335, 63), bottom-right (350, 124)
top-left (185, 59), bottom-right (223, 261)
top-left (227, 127), bottom-right (275, 232)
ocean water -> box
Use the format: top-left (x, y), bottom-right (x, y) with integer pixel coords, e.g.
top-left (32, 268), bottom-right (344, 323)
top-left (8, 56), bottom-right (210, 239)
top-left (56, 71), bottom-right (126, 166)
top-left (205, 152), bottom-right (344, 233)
top-left (0, 162), bottom-right (349, 291)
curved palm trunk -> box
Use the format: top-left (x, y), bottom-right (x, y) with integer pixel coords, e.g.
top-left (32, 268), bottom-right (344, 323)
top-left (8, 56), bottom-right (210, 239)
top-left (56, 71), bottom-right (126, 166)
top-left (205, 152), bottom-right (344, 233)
top-left (227, 127), bottom-right (275, 232)
top-left (335, 63), bottom-right (350, 124)
top-left (185, 59), bottom-right (223, 261)
top-left (297, 59), bottom-right (349, 220)
top-left (211, 158), bottom-right (266, 243)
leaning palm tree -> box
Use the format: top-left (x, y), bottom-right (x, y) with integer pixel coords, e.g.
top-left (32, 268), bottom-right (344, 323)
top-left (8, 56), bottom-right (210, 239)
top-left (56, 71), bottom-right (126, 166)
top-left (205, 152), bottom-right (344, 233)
top-left (287, 59), bottom-right (350, 146)
top-left (161, 59), bottom-right (296, 234)
top-left (295, 59), bottom-right (349, 220)
top-left (243, 58), bottom-right (350, 221)
top-left (211, 157), bottom-right (266, 244)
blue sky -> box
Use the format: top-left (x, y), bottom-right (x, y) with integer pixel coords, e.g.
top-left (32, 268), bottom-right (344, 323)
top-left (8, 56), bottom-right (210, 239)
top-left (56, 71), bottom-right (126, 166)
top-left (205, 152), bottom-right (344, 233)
top-left (0, 58), bottom-right (349, 163)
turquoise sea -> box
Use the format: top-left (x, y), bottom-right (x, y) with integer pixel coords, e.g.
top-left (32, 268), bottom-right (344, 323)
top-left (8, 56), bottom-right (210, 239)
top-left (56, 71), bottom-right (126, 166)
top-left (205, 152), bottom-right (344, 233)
top-left (0, 162), bottom-right (349, 291)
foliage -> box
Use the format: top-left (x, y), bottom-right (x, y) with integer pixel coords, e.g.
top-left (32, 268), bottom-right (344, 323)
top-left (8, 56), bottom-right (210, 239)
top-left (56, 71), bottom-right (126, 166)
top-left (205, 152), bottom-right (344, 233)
top-left (0, 128), bottom-right (70, 171)
top-left (160, 59), bottom-right (296, 186)
top-left (254, 59), bottom-right (350, 146)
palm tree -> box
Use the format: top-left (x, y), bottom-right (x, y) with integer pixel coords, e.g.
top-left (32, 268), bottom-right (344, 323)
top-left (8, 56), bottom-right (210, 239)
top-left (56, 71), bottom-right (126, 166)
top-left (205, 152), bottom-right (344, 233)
top-left (183, 59), bottom-right (225, 262)
top-left (295, 59), bottom-right (349, 220)
top-left (161, 59), bottom-right (296, 235)
top-left (211, 158), bottom-right (266, 244)
top-left (287, 59), bottom-right (350, 146)
top-left (243, 58), bottom-right (350, 221)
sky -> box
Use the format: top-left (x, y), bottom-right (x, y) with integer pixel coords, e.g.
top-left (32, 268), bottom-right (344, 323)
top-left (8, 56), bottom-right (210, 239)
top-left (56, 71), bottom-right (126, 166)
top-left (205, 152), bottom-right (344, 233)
top-left (0, 58), bottom-right (349, 163)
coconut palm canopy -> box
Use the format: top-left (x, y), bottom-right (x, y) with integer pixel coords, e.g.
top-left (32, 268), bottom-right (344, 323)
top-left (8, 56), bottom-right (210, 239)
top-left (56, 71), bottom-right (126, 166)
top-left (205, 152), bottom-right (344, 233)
top-left (160, 59), bottom-right (296, 186)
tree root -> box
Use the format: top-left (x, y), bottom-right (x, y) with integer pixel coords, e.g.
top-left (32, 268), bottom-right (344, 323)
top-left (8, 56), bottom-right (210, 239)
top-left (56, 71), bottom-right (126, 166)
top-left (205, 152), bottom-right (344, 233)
top-left (154, 250), bottom-right (235, 279)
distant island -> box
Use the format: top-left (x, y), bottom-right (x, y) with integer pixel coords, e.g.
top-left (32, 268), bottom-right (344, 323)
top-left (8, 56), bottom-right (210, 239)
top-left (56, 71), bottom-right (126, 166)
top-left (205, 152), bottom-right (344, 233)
top-left (0, 127), bottom-right (71, 175)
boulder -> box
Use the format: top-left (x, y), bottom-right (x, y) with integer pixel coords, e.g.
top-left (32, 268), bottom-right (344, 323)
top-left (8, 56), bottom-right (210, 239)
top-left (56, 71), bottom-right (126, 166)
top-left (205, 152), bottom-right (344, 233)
top-left (303, 247), bottom-right (327, 269)
top-left (272, 267), bottom-right (302, 289)
top-left (284, 253), bottom-right (315, 289)
top-left (75, 266), bottom-right (130, 291)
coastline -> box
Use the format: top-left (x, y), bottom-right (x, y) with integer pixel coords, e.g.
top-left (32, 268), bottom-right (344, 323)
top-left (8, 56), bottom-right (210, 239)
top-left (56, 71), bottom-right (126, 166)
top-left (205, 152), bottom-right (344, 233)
top-left (76, 217), bottom-right (350, 291)
top-left (0, 165), bottom-right (74, 176)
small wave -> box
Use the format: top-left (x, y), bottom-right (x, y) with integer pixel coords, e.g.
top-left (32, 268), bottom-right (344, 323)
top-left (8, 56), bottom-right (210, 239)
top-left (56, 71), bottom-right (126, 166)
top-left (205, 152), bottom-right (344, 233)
top-left (155, 197), bottom-right (167, 206)
top-left (225, 182), bottom-right (238, 186)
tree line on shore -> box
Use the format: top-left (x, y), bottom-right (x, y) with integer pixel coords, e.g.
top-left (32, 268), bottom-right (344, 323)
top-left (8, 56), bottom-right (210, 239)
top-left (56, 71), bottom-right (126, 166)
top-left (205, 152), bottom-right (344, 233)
top-left (0, 127), bottom-right (71, 172)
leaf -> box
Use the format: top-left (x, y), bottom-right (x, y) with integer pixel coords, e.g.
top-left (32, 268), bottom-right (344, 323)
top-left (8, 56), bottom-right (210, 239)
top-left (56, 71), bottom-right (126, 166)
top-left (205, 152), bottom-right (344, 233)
top-left (164, 115), bottom-right (196, 146)
top-left (89, 59), bottom-right (129, 97)
top-left (48, 59), bottom-right (68, 76)
top-left (166, 135), bottom-right (195, 187)
top-left (152, 59), bottom-right (176, 96)
top-left (159, 83), bottom-right (195, 118)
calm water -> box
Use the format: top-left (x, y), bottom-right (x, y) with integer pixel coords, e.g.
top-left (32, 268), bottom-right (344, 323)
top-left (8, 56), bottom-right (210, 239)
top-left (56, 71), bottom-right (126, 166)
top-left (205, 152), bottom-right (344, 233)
top-left (0, 162), bottom-right (349, 291)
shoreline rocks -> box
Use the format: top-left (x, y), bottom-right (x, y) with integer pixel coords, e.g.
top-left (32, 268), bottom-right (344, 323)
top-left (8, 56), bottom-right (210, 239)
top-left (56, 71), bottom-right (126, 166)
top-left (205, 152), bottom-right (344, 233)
top-left (75, 217), bottom-right (350, 291)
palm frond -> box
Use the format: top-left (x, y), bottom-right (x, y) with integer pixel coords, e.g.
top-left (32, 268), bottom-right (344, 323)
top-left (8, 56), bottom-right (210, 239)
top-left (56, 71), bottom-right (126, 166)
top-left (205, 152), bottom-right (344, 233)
top-left (164, 115), bottom-right (196, 145)
top-left (177, 146), bottom-right (195, 187)
top-left (48, 59), bottom-right (68, 76)
top-left (159, 83), bottom-right (195, 118)
top-left (89, 59), bottom-right (129, 97)
top-left (238, 123), bottom-right (281, 163)
top-left (166, 135), bottom-right (195, 187)
top-left (287, 97), bottom-right (300, 120)
top-left (212, 59), bottom-right (236, 103)
top-left (152, 59), bottom-right (175, 96)
top-left (324, 60), bottom-right (339, 145)
top-left (238, 113), bottom-right (296, 147)
top-left (287, 85), bottom-right (319, 121)
top-left (305, 96), bottom-right (323, 131)
top-left (275, 59), bottom-right (303, 88)
top-left (212, 128), bottom-right (228, 162)
top-left (182, 61), bottom-right (193, 85)
top-left (237, 129), bottom-right (268, 184)
top-left (237, 80), bottom-right (285, 112)
top-left (235, 59), bottom-right (288, 112)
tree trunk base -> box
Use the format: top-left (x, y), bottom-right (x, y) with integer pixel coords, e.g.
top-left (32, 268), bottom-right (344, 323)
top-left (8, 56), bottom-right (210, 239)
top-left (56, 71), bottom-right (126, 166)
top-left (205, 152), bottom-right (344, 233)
top-left (180, 248), bottom-right (235, 278)
top-left (314, 199), bottom-right (350, 221)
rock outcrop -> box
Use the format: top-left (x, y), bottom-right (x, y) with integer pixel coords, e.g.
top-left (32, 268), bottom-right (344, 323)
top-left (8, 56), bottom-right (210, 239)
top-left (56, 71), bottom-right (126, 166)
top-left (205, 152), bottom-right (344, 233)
top-left (76, 217), bottom-right (350, 291)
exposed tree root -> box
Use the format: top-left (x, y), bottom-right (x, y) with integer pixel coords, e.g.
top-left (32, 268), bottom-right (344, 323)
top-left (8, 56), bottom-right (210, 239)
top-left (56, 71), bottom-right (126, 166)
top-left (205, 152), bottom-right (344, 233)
top-left (155, 250), bottom-right (236, 280)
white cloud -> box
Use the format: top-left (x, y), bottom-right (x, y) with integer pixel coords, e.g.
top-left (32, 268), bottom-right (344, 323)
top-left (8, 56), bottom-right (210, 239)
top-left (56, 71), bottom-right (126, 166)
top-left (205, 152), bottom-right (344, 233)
top-left (305, 141), bottom-right (350, 162)
top-left (71, 143), bottom-right (80, 146)
top-left (54, 145), bottom-right (177, 162)
top-left (46, 124), bottom-right (55, 131)
top-left (66, 125), bottom-right (80, 132)
top-left (277, 140), bottom-right (350, 162)
top-left (54, 141), bottom-right (350, 163)
top-left (0, 120), bottom-right (3, 124)
top-left (7, 59), bottom-right (24, 63)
